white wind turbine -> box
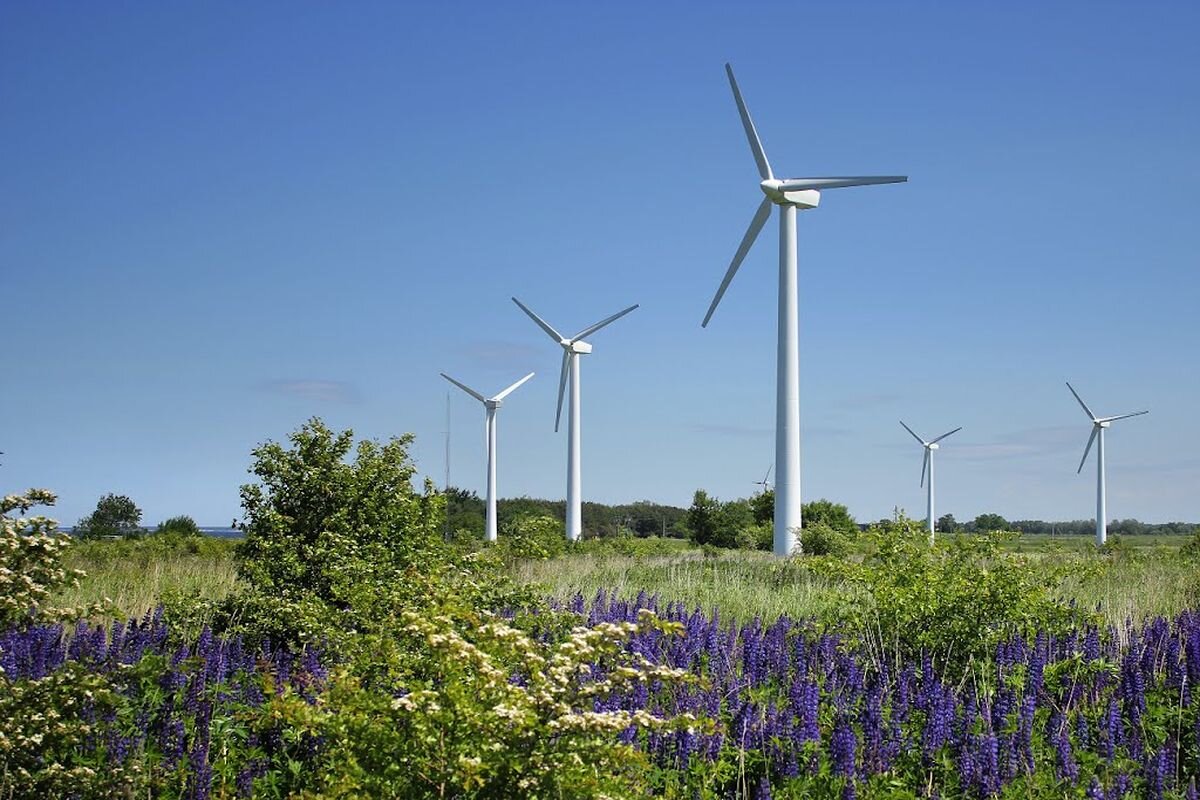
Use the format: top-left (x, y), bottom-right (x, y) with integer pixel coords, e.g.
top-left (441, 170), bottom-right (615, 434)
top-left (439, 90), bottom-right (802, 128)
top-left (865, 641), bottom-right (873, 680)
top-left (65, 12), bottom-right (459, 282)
top-left (1067, 382), bottom-right (1148, 546)
top-left (702, 63), bottom-right (906, 556)
top-left (512, 297), bottom-right (638, 542)
top-left (753, 464), bottom-right (773, 492)
top-left (440, 371), bottom-right (535, 543)
top-left (899, 421), bottom-right (961, 542)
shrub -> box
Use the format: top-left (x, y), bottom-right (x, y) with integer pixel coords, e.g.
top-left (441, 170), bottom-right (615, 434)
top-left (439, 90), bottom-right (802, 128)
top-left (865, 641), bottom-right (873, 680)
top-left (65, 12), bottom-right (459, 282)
top-left (1, 489), bottom-right (98, 630)
top-left (800, 521), bottom-right (850, 557)
top-left (497, 514), bottom-right (566, 560)
top-left (736, 521), bottom-right (773, 552)
top-left (155, 515), bottom-right (201, 537)
top-left (279, 607), bottom-right (702, 799)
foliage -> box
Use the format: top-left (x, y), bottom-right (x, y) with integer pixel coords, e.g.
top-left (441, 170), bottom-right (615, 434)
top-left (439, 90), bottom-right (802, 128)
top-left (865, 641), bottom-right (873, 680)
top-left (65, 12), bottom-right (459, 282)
top-left (285, 607), bottom-right (701, 799)
top-left (808, 514), bottom-right (1097, 668)
top-left (227, 418), bottom-right (446, 643)
top-left (935, 512), bottom-right (958, 533)
top-left (799, 521), bottom-right (850, 557)
top-left (735, 521), bottom-right (773, 552)
top-left (75, 493), bottom-right (143, 539)
top-left (801, 498), bottom-right (858, 537)
top-left (970, 512), bottom-right (1009, 532)
top-left (1, 489), bottom-right (98, 631)
top-left (496, 513), bottom-right (566, 561)
top-left (155, 515), bottom-right (201, 537)
top-left (685, 490), bottom-right (755, 549)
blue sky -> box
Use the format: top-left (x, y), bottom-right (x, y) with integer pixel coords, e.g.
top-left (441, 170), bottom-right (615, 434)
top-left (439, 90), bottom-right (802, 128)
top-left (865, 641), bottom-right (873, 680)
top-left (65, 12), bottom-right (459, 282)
top-left (3, 2), bottom-right (1198, 526)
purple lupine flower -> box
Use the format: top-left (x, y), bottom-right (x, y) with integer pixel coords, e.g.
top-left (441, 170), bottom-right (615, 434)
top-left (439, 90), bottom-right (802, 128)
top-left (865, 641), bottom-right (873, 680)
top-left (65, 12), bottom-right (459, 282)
top-left (1048, 711), bottom-right (1078, 783)
top-left (831, 710), bottom-right (857, 778)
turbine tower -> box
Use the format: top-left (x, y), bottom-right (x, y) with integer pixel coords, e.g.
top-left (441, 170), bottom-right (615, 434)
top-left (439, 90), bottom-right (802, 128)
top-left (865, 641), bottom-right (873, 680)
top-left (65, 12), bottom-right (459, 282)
top-left (702, 63), bottom-right (906, 556)
top-left (513, 297), bottom-right (638, 542)
top-left (440, 371), bottom-right (535, 543)
top-left (1067, 382), bottom-right (1148, 546)
top-left (899, 421), bottom-right (961, 542)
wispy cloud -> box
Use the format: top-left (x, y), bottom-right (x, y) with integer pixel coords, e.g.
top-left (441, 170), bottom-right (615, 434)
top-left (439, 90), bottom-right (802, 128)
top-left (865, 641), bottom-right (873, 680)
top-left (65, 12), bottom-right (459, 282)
top-left (262, 379), bottom-right (360, 404)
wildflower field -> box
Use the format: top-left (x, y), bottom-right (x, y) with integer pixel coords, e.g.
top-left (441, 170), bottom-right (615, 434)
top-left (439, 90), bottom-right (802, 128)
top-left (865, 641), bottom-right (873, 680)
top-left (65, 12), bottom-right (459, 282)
top-left (5, 419), bottom-right (1200, 798)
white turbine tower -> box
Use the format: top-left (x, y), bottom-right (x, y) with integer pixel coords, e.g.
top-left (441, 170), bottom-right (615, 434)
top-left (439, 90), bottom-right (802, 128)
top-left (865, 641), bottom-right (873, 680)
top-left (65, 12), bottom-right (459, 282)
top-left (1067, 382), bottom-right (1148, 546)
top-left (702, 63), bottom-right (906, 556)
top-left (899, 421), bottom-right (961, 542)
top-left (512, 297), bottom-right (638, 542)
top-left (440, 371), bottom-right (535, 543)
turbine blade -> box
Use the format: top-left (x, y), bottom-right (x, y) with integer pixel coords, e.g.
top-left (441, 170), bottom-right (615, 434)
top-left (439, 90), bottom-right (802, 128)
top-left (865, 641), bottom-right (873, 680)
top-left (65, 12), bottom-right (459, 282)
top-left (1098, 410), bottom-right (1149, 423)
top-left (1066, 382), bottom-right (1097, 421)
top-left (554, 351), bottom-right (569, 433)
top-left (492, 372), bottom-right (535, 402)
top-left (899, 420), bottom-right (926, 446)
top-left (725, 63), bottom-right (772, 180)
top-left (776, 176), bottom-right (907, 191)
top-left (512, 297), bottom-right (563, 343)
top-left (570, 303), bottom-right (639, 342)
top-left (1077, 426), bottom-right (1099, 474)
top-left (929, 426), bottom-right (963, 445)
top-left (702, 197), bottom-right (773, 327)
top-left (440, 373), bottom-right (486, 404)
top-left (764, 464), bottom-right (773, 484)
top-left (920, 449), bottom-right (929, 487)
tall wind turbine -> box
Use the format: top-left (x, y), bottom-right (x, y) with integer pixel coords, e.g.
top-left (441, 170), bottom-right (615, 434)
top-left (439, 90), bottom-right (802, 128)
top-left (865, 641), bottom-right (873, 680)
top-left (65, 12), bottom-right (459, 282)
top-left (1067, 382), bottom-right (1148, 546)
top-left (512, 298), bottom-right (638, 542)
top-left (899, 421), bottom-right (961, 542)
top-left (702, 63), bottom-right (906, 556)
top-left (440, 371), bottom-right (535, 543)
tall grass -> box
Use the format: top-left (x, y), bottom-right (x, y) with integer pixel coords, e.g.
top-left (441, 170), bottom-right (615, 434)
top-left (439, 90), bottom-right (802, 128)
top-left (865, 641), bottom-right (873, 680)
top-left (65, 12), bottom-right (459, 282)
top-left (52, 536), bottom-right (241, 620)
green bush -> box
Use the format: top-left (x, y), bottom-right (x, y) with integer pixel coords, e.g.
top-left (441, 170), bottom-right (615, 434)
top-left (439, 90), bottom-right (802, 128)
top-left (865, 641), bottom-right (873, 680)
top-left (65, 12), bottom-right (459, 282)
top-left (497, 514), bottom-right (566, 561)
top-left (154, 515), bottom-right (201, 537)
top-left (74, 493), bottom-right (143, 539)
top-left (807, 514), bottom-right (1098, 670)
top-left (799, 521), bottom-right (850, 557)
top-left (1, 489), bottom-right (99, 630)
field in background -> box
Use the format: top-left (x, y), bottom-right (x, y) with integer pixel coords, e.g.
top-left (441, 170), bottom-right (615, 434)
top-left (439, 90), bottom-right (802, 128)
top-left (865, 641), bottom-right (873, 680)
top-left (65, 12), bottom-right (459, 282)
top-left (55, 532), bottom-right (1197, 629)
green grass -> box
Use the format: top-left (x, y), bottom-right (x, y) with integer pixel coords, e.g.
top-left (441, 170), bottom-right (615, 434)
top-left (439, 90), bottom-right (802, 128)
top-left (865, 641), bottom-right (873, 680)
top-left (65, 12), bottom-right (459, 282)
top-left (52, 536), bottom-right (242, 620)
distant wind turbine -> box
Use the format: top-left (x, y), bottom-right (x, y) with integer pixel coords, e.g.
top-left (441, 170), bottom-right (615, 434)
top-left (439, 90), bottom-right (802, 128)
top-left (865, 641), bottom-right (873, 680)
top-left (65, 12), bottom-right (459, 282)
top-left (753, 464), bottom-right (773, 491)
top-left (513, 297), bottom-right (638, 542)
top-left (440, 371), bottom-right (535, 543)
top-left (701, 63), bottom-right (906, 556)
top-left (1067, 382), bottom-right (1148, 546)
top-left (899, 421), bottom-right (961, 542)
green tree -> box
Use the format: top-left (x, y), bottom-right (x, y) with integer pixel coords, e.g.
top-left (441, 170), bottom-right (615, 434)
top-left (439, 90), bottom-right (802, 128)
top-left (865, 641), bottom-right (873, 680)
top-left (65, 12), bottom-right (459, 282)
top-left (936, 513), bottom-right (958, 534)
top-left (75, 493), bottom-right (142, 539)
top-left (233, 418), bottom-right (444, 639)
top-left (749, 488), bottom-right (774, 526)
top-left (686, 489), bottom-right (721, 546)
top-left (802, 498), bottom-right (858, 537)
top-left (973, 512), bottom-right (1009, 532)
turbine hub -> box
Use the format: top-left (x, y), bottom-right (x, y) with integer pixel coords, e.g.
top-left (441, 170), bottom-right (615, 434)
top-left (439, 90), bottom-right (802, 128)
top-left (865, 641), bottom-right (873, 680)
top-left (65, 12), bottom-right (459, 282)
top-left (759, 179), bottom-right (820, 209)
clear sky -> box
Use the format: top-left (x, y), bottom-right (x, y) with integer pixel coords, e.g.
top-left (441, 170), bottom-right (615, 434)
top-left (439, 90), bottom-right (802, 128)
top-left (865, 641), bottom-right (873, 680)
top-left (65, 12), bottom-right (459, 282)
top-left (3, 2), bottom-right (1198, 527)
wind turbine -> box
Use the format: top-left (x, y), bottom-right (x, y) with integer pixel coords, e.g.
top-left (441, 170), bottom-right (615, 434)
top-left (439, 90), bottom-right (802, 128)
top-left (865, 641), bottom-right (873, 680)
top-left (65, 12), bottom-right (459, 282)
top-left (512, 297), bottom-right (638, 542)
top-left (440, 371), bottom-right (535, 543)
top-left (702, 63), bottom-right (906, 556)
top-left (753, 464), bottom-right (773, 492)
top-left (1067, 382), bottom-right (1148, 546)
top-left (899, 421), bottom-right (961, 542)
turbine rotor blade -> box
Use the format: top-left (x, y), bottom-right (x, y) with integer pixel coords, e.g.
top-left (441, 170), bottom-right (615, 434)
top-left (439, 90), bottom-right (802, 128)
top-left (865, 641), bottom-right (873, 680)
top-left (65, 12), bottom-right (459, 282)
top-left (1098, 410), bottom-right (1149, 423)
top-left (440, 373), bottom-right (486, 404)
top-left (492, 372), bottom-right (535, 402)
top-left (920, 449), bottom-right (929, 487)
top-left (930, 426), bottom-right (963, 445)
top-left (776, 176), bottom-right (908, 191)
top-left (1077, 426), bottom-right (1099, 474)
top-left (1066, 382), bottom-right (1097, 422)
top-left (702, 197), bottom-right (773, 327)
top-left (554, 351), bottom-right (570, 433)
top-left (725, 63), bottom-right (772, 180)
top-left (899, 420), bottom-right (926, 446)
top-left (512, 297), bottom-right (564, 343)
top-left (570, 303), bottom-right (639, 342)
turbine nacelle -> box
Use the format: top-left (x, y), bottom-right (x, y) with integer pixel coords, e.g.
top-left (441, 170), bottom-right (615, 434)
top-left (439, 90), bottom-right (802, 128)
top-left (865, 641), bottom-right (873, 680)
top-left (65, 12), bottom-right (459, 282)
top-left (566, 340), bottom-right (593, 354)
top-left (760, 180), bottom-right (820, 208)
top-left (927, 443), bottom-right (940, 451)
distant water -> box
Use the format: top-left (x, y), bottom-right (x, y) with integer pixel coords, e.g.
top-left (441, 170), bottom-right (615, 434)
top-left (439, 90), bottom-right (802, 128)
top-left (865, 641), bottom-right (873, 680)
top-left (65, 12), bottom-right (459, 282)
top-left (200, 527), bottom-right (244, 539)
